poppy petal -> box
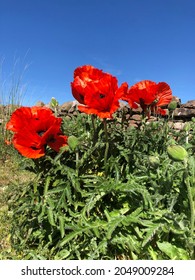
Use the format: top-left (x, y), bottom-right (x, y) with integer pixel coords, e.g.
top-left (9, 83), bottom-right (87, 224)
top-left (156, 82), bottom-right (172, 107)
top-left (13, 133), bottom-right (45, 158)
top-left (48, 135), bottom-right (68, 152)
top-left (6, 107), bottom-right (32, 132)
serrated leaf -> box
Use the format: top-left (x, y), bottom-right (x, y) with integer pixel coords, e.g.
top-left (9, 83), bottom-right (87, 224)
top-left (59, 230), bottom-right (82, 247)
top-left (106, 216), bottom-right (124, 239)
top-left (47, 207), bottom-right (55, 226)
top-left (44, 176), bottom-right (51, 196)
top-left (47, 186), bottom-right (66, 194)
top-left (54, 249), bottom-right (70, 260)
top-left (38, 205), bottom-right (46, 223)
top-left (58, 216), bottom-right (65, 238)
top-left (157, 241), bottom-right (190, 260)
top-left (142, 224), bottom-right (161, 247)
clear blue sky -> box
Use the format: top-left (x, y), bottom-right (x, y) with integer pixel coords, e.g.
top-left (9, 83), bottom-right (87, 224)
top-left (0, 0), bottom-right (195, 105)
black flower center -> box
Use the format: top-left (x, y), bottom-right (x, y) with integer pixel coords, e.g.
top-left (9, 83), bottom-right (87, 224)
top-left (99, 93), bottom-right (105, 99)
top-left (37, 130), bottom-right (46, 137)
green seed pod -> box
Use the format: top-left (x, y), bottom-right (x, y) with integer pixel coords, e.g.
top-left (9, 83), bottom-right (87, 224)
top-left (183, 122), bottom-right (190, 132)
top-left (148, 155), bottom-right (160, 168)
top-left (191, 117), bottom-right (195, 123)
top-left (167, 145), bottom-right (188, 162)
top-left (68, 135), bottom-right (79, 151)
top-left (50, 97), bottom-right (59, 108)
top-left (168, 101), bottom-right (177, 111)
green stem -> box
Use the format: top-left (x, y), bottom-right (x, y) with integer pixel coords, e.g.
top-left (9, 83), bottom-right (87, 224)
top-left (185, 176), bottom-right (194, 236)
top-left (184, 160), bottom-right (195, 237)
top-left (103, 119), bottom-right (109, 169)
top-left (91, 115), bottom-right (97, 143)
top-left (76, 150), bottom-right (79, 176)
top-left (186, 131), bottom-right (189, 144)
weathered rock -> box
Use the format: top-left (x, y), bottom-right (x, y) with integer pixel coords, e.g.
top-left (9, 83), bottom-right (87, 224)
top-left (173, 122), bottom-right (185, 130)
top-left (146, 116), bottom-right (158, 122)
top-left (35, 101), bottom-right (45, 107)
top-left (128, 120), bottom-right (138, 128)
top-left (61, 101), bottom-right (78, 112)
top-left (173, 108), bottom-right (195, 118)
top-left (131, 114), bottom-right (142, 121)
top-left (131, 106), bottom-right (142, 114)
top-left (171, 96), bottom-right (181, 107)
top-left (181, 100), bottom-right (195, 109)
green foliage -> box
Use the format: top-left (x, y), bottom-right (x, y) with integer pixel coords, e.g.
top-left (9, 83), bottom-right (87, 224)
top-left (6, 114), bottom-right (195, 259)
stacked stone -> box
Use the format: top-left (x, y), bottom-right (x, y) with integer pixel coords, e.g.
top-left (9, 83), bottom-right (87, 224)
top-left (33, 97), bottom-right (195, 130)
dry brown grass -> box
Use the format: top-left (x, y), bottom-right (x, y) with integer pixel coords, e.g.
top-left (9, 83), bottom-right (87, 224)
top-left (0, 145), bottom-right (34, 259)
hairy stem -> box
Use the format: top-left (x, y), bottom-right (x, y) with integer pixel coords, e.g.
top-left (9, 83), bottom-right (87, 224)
top-left (91, 114), bottom-right (96, 143)
top-left (103, 119), bottom-right (109, 169)
top-left (184, 160), bottom-right (194, 258)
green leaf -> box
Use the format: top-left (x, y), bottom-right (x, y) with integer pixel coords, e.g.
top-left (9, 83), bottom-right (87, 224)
top-left (59, 230), bottom-right (82, 247)
top-left (47, 207), bottom-right (56, 226)
top-left (106, 216), bottom-right (123, 240)
top-left (142, 224), bottom-right (162, 247)
top-left (58, 216), bottom-right (65, 238)
top-left (44, 176), bottom-right (51, 196)
top-left (54, 249), bottom-right (70, 260)
top-left (157, 241), bottom-right (190, 260)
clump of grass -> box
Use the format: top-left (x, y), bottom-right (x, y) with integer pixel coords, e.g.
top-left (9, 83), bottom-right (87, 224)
top-left (0, 56), bottom-right (33, 259)
top-left (0, 56), bottom-right (29, 141)
top-left (0, 138), bottom-right (34, 259)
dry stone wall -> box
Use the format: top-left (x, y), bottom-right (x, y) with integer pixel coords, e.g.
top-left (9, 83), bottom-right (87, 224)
top-left (1, 97), bottom-right (195, 130)
top-left (42, 96), bottom-right (195, 130)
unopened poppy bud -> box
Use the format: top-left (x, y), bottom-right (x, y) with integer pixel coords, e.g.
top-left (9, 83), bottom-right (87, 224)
top-left (168, 101), bottom-right (177, 111)
top-left (183, 123), bottom-right (190, 132)
top-left (68, 135), bottom-right (79, 151)
top-left (167, 145), bottom-right (188, 162)
top-left (148, 156), bottom-right (160, 168)
top-left (191, 117), bottom-right (195, 123)
top-left (50, 97), bottom-right (59, 108)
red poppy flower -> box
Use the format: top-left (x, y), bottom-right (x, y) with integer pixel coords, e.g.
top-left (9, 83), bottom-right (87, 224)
top-left (71, 65), bottom-right (128, 118)
top-left (13, 131), bottom-right (45, 158)
top-left (152, 82), bottom-right (172, 107)
top-left (122, 80), bottom-right (172, 116)
top-left (13, 127), bottom-right (68, 159)
top-left (71, 65), bottom-right (105, 104)
top-left (122, 80), bottom-right (157, 110)
top-left (6, 106), bottom-right (68, 158)
top-left (39, 117), bottom-right (68, 152)
top-left (6, 106), bottom-right (54, 132)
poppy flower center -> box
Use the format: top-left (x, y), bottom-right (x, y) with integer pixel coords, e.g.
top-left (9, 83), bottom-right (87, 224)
top-left (99, 93), bottom-right (105, 99)
top-left (30, 146), bottom-right (40, 150)
top-left (139, 98), bottom-right (145, 108)
top-left (37, 130), bottom-right (46, 136)
top-left (47, 135), bottom-right (56, 143)
top-left (79, 94), bottom-right (84, 103)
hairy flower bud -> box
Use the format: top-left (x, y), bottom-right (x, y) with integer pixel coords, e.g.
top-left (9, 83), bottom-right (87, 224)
top-left (167, 145), bottom-right (188, 162)
top-left (68, 135), bottom-right (79, 151)
top-left (183, 123), bottom-right (190, 132)
top-left (168, 101), bottom-right (177, 111)
top-left (50, 97), bottom-right (59, 108)
top-left (148, 155), bottom-right (160, 168)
